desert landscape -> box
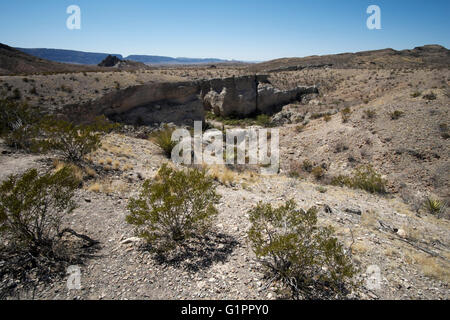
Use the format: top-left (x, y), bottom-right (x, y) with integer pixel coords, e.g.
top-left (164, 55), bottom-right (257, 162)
top-left (0, 40), bottom-right (448, 301)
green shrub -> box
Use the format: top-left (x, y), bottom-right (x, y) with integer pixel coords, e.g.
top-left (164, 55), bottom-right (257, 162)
top-left (255, 114), bottom-right (272, 127)
top-left (332, 165), bottom-right (386, 194)
top-left (126, 164), bottom-right (221, 251)
top-left (40, 117), bottom-right (113, 162)
top-left (150, 125), bottom-right (177, 158)
top-left (248, 200), bottom-right (357, 299)
top-left (0, 167), bottom-right (78, 252)
top-left (0, 98), bottom-right (41, 151)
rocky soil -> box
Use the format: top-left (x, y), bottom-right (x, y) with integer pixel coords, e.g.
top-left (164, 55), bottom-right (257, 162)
top-left (0, 62), bottom-right (449, 300)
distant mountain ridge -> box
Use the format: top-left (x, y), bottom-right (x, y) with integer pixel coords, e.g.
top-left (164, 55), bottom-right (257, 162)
top-left (16, 48), bottom-right (123, 65)
top-left (16, 47), bottom-right (229, 65)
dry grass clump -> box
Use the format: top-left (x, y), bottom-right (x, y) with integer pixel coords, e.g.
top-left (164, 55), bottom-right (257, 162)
top-left (52, 159), bottom-right (84, 182)
top-left (204, 164), bottom-right (258, 187)
top-left (360, 210), bottom-right (379, 229)
top-left (405, 251), bottom-right (450, 284)
top-left (206, 165), bottom-right (238, 186)
top-left (101, 140), bottom-right (133, 158)
top-left (122, 163), bottom-right (134, 171)
top-left (86, 179), bottom-right (129, 194)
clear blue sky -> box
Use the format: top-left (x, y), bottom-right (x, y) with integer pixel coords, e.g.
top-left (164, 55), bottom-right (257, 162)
top-left (0, 0), bottom-right (449, 61)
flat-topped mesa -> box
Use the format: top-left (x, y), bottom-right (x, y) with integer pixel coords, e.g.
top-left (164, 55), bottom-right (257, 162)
top-left (77, 75), bottom-right (317, 126)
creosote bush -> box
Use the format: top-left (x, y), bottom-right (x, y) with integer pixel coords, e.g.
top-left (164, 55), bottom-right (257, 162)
top-left (0, 98), bottom-right (41, 151)
top-left (248, 200), bottom-right (357, 299)
top-left (126, 164), bottom-right (221, 251)
top-left (332, 165), bottom-right (386, 194)
top-left (0, 167), bottom-right (78, 253)
top-left (40, 116), bottom-right (116, 162)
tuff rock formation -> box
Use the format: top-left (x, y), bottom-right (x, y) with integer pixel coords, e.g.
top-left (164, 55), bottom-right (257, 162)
top-left (78, 75), bottom-right (317, 125)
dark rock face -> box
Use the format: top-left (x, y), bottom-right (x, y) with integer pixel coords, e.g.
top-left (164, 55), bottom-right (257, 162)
top-left (79, 75), bottom-right (317, 125)
top-left (98, 55), bottom-right (122, 67)
top-left (90, 81), bottom-right (204, 126)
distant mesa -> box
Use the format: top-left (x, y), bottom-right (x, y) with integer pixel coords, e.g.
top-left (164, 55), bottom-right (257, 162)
top-left (98, 55), bottom-right (122, 67)
top-left (15, 47), bottom-right (232, 66)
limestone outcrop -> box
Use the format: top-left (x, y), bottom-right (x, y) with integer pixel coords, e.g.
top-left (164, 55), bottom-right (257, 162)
top-left (77, 75), bottom-right (317, 125)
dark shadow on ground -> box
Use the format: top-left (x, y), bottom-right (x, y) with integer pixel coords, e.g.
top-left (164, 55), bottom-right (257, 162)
top-left (143, 231), bottom-right (239, 272)
top-left (0, 233), bottom-right (101, 299)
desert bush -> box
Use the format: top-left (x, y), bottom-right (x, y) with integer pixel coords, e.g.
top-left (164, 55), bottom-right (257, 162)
top-left (126, 164), bottom-right (221, 251)
top-left (0, 167), bottom-right (78, 253)
top-left (247, 200), bottom-right (357, 299)
top-left (332, 165), bottom-right (386, 194)
top-left (0, 98), bottom-right (41, 151)
top-left (411, 91), bottom-right (421, 98)
top-left (150, 125), bottom-right (177, 158)
top-left (389, 110), bottom-right (404, 120)
top-left (40, 116), bottom-right (115, 162)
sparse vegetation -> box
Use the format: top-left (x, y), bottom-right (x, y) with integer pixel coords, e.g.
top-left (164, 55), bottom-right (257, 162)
top-left (389, 110), bottom-right (404, 120)
top-left (206, 111), bottom-right (274, 127)
top-left (0, 167), bottom-right (78, 253)
top-left (126, 164), bottom-right (220, 252)
top-left (247, 200), bottom-right (357, 299)
top-left (423, 92), bottom-right (436, 100)
top-left (332, 165), bottom-right (386, 194)
top-left (40, 116), bottom-right (117, 162)
top-left (150, 125), bottom-right (177, 158)
top-left (340, 107), bottom-right (352, 123)
top-left (363, 109), bottom-right (376, 119)
top-left (311, 166), bottom-right (325, 180)
top-left (302, 159), bottom-right (313, 173)
top-left (0, 98), bottom-right (41, 151)
top-left (423, 197), bottom-right (445, 218)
